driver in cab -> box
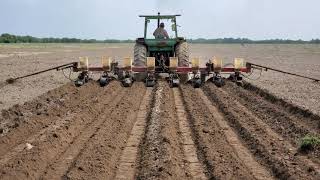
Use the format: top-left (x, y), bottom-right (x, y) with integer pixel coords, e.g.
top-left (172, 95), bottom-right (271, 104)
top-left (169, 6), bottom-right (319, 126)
top-left (153, 22), bottom-right (169, 39)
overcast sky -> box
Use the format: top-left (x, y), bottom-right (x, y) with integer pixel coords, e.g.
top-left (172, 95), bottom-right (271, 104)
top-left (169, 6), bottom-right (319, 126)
top-left (0, 0), bottom-right (319, 40)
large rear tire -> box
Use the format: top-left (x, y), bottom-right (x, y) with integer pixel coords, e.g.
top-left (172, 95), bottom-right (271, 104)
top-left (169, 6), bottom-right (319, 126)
top-left (176, 41), bottom-right (189, 82)
top-left (133, 43), bottom-right (147, 66)
top-left (175, 41), bottom-right (189, 67)
top-left (133, 43), bottom-right (147, 81)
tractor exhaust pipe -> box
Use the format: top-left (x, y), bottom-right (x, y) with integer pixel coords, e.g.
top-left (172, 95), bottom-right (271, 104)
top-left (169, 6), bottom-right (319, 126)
top-left (157, 12), bottom-right (160, 28)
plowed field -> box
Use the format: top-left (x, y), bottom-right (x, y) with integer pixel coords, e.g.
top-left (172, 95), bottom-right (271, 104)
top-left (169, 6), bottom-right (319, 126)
top-left (1, 79), bottom-right (319, 179)
top-left (1, 44), bottom-right (320, 179)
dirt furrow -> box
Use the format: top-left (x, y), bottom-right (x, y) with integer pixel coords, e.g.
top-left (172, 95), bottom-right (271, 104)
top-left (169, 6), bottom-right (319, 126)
top-left (41, 85), bottom-right (129, 179)
top-left (0, 81), bottom-right (105, 155)
top-left (241, 81), bottom-right (320, 127)
top-left (223, 81), bottom-right (320, 161)
top-left (64, 82), bottom-right (146, 179)
top-left (198, 88), bottom-right (273, 179)
top-left (172, 88), bottom-right (207, 179)
top-left (136, 81), bottom-right (188, 179)
top-left (114, 88), bottom-right (152, 180)
top-left (0, 82), bottom-right (123, 179)
top-left (225, 81), bottom-right (319, 138)
top-left (203, 83), bottom-right (320, 179)
top-left (180, 84), bottom-right (272, 179)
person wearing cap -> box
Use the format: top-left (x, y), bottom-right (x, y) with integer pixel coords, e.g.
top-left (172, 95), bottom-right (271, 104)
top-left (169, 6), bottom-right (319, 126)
top-left (153, 22), bottom-right (169, 39)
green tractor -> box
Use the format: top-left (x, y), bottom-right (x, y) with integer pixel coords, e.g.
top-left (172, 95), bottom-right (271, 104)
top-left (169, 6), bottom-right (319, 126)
top-left (133, 12), bottom-right (189, 73)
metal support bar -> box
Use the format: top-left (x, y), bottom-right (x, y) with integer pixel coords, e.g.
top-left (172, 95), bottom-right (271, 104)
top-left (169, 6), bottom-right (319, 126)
top-left (6, 62), bottom-right (77, 83)
top-left (75, 66), bottom-right (250, 74)
top-left (247, 62), bottom-right (320, 82)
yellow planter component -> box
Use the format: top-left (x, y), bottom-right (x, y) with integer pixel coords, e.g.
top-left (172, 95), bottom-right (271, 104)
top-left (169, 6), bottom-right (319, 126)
top-left (79, 57), bottom-right (89, 70)
top-left (147, 57), bottom-right (155, 71)
top-left (123, 57), bottom-right (132, 70)
top-left (234, 58), bottom-right (245, 69)
top-left (169, 57), bottom-right (178, 70)
top-left (101, 57), bottom-right (111, 71)
top-left (212, 57), bottom-right (222, 71)
top-left (192, 57), bottom-right (200, 70)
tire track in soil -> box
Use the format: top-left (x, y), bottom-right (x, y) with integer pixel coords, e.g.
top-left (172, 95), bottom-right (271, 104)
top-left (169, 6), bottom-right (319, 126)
top-left (203, 83), bottom-right (320, 179)
top-left (0, 81), bottom-right (103, 156)
top-left (0, 82), bottom-right (123, 179)
top-left (180, 85), bottom-right (273, 180)
top-left (64, 82), bottom-right (146, 180)
top-left (172, 88), bottom-right (207, 179)
top-left (136, 81), bottom-right (189, 180)
top-left (114, 88), bottom-right (152, 180)
top-left (40, 84), bottom-right (129, 179)
top-left (223, 81), bottom-right (320, 162)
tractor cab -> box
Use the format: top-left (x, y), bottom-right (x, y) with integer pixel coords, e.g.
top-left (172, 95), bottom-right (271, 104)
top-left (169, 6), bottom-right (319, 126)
top-left (142, 13), bottom-right (179, 38)
top-left (134, 12), bottom-right (189, 72)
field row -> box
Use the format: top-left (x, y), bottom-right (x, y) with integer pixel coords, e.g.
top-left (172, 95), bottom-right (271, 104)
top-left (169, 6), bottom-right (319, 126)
top-left (0, 80), bottom-right (319, 179)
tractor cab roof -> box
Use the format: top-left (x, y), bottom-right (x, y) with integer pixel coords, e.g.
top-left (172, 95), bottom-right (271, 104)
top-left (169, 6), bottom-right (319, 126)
top-left (139, 14), bottom-right (181, 20)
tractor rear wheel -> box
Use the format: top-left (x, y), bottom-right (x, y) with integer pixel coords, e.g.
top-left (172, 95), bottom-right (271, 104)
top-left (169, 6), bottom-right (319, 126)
top-left (175, 41), bottom-right (189, 67)
top-left (133, 43), bottom-right (147, 81)
top-left (176, 41), bottom-right (189, 82)
top-left (133, 43), bottom-right (147, 66)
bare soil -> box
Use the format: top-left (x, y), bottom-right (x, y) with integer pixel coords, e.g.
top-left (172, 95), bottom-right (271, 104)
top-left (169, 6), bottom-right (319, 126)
top-left (1, 78), bottom-right (319, 179)
top-left (1, 44), bottom-right (320, 114)
top-left (0, 43), bottom-right (320, 179)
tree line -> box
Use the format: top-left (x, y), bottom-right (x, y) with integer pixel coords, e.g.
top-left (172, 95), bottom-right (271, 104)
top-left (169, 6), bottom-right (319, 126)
top-left (0, 33), bottom-right (134, 43)
top-left (0, 33), bottom-right (319, 44)
top-left (188, 38), bottom-right (320, 44)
